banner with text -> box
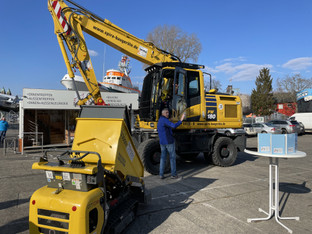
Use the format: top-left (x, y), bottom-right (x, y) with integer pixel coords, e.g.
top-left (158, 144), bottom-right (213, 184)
top-left (23, 89), bottom-right (139, 109)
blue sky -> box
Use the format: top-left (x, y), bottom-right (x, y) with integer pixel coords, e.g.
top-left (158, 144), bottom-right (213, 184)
top-left (1, 0), bottom-right (311, 96)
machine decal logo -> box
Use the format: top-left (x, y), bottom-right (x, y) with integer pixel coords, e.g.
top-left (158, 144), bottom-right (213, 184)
top-left (206, 107), bottom-right (217, 121)
top-left (126, 142), bottom-right (135, 162)
top-left (138, 46), bottom-right (148, 58)
top-left (46, 171), bottom-right (53, 179)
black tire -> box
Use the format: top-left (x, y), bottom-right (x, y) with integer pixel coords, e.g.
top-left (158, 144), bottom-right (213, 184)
top-left (261, 131), bottom-right (267, 133)
top-left (179, 153), bottom-right (198, 161)
top-left (137, 139), bottom-right (170, 175)
top-left (211, 137), bottom-right (237, 167)
top-left (281, 129), bottom-right (287, 134)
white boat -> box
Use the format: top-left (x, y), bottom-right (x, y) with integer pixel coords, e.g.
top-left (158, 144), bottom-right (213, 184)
top-left (0, 89), bottom-right (19, 112)
top-left (100, 56), bottom-right (140, 94)
top-left (61, 74), bottom-right (109, 92)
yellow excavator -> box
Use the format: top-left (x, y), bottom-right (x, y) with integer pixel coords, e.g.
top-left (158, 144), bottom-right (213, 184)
top-left (29, 0), bottom-right (246, 233)
top-left (47, 0), bottom-right (245, 174)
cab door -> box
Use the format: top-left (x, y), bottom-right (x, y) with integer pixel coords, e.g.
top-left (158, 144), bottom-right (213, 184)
top-left (171, 68), bottom-right (187, 121)
top-left (185, 70), bottom-right (201, 121)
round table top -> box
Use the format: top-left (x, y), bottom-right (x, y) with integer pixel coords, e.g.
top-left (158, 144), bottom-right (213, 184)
top-left (244, 149), bottom-right (306, 158)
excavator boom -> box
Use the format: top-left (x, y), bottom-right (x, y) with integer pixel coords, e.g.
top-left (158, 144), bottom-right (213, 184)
top-left (48, 0), bottom-right (177, 105)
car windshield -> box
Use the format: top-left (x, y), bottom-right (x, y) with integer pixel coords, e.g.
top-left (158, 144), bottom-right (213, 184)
top-left (265, 123), bottom-right (274, 127)
top-left (290, 120), bottom-right (299, 125)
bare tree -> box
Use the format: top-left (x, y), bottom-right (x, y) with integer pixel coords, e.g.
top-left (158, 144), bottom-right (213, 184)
top-left (275, 74), bottom-right (312, 102)
top-left (204, 79), bottom-right (222, 92)
top-left (147, 25), bottom-right (202, 63)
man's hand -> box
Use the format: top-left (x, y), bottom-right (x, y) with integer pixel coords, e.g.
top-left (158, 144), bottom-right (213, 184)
top-left (180, 113), bottom-right (186, 121)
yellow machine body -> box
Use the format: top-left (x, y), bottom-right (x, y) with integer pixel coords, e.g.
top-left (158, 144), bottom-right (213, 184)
top-left (137, 66), bottom-right (243, 130)
top-left (29, 107), bottom-right (147, 233)
top-left (71, 117), bottom-right (144, 178)
top-left (138, 93), bottom-right (243, 130)
top-left (29, 186), bottom-right (104, 233)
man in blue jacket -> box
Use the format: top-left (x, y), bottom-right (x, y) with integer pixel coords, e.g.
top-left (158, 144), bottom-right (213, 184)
top-left (0, 117), bottom-right (9, 145)
top-left (157, 108), bottom-right (185, 179)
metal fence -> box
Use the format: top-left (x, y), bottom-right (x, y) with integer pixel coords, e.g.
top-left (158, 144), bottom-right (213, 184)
top-left (2, 137), bottom-right (18, 155)
top-left (0, 110), bottom-right (19, 123)
top-left (22, 132), bottom-right (44, 155)
top-left (243, 112), bottom-right (290, 124)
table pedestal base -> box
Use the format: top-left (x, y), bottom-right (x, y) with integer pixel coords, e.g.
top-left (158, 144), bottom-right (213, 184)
top-left (247, 158), bottom-right (299, 233)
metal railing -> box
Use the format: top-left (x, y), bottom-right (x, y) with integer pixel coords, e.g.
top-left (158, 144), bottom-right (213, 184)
top-left (22, 132), bottom-right (44, 155)
top-left (27, 120), bottom-right (40, 145)
top-left (2, 137), bottom-right (18, 156)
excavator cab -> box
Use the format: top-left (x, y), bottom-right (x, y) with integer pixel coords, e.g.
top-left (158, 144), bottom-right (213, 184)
top-left (139, 62), bottom-right (203, 123)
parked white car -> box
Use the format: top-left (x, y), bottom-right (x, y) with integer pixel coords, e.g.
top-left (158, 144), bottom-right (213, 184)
top-left (243, 123), bottom-right (256, 136)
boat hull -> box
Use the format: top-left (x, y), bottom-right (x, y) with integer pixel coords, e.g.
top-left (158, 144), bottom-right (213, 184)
top-left (99, 82), bottom-right (140, 94)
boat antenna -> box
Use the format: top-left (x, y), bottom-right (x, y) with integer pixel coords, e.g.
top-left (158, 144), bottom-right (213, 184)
top-left (102, 45), bottom-right (106, 80)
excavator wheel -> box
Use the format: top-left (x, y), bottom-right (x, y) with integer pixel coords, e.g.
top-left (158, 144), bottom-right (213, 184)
top-left (138, 139), bottom-right (170, 175)
top-left (211, 137), bottom-right (237, 167)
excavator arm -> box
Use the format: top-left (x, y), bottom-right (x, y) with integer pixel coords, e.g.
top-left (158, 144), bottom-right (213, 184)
top-left (48, 0), bottom-right (178, 105)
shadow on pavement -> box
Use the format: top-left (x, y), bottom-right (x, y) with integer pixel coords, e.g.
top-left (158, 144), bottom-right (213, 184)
top-left (279, 182), bottom-right (311, 216)
top-left (0, 216), bottom-right (29, 234)
top-left (124, 155), bottom-right (218, 233)
top-left (126, 175), bottom-right (217, 234)
top-left (233, 151), bottom-right (258, 166)
top-left (0, 198), bottom-right (30, 211)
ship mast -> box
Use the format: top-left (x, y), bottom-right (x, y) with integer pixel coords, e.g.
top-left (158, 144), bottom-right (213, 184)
top-left (118, 55), bottom-right (131, 76)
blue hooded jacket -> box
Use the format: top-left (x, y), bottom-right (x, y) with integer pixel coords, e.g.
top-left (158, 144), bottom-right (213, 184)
top-left (157, 116), bottom-right (182, 145)
top-left (0, 120), bottom-right (9, 131)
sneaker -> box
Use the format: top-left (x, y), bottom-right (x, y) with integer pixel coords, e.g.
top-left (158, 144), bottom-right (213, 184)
top-left (171, 175), bottom-right (182, 180)
top-left (160, 175), bottom-right (165, 179)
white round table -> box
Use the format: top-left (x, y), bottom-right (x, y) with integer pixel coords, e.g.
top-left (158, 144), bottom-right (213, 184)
top-left (244, 149), bottom-right (306, 233)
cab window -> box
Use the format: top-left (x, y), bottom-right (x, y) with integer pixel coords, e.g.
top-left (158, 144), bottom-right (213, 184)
top-left (175, 73), bottom-right (185, 96)
top-left (187, 71), bottom-right (200, 98)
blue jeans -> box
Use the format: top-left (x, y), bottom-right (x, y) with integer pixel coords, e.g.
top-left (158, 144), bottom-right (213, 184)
top-left (159, 143), bottom-right (177, 177)
top-left (0, 131), bottom-right (6, 144)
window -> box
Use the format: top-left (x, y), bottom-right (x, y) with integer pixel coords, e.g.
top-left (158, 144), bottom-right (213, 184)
top-left (175, 72), bottom-right (185, 96)
top-left (187, 71), bottom-right (200, 98)
top-left (188, 79), bottom-right (199, 96)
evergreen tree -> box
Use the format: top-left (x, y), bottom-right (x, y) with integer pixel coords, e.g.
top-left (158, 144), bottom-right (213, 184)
top-left (251, 68), bottom-right (275, 116)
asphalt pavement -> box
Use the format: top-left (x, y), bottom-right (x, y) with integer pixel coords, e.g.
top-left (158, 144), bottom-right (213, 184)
top-left (0, 128), bottom-right (311, 234)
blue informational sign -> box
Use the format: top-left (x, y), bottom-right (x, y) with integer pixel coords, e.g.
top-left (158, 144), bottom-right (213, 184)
top-left (272, 134), bottom-right (286, 155)
top-left (297, 89), bottom-right (312, 101)
top-left (258, 134), bottom-right (272, 154)
top-left (258, 133), bottom-right (297, 155)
